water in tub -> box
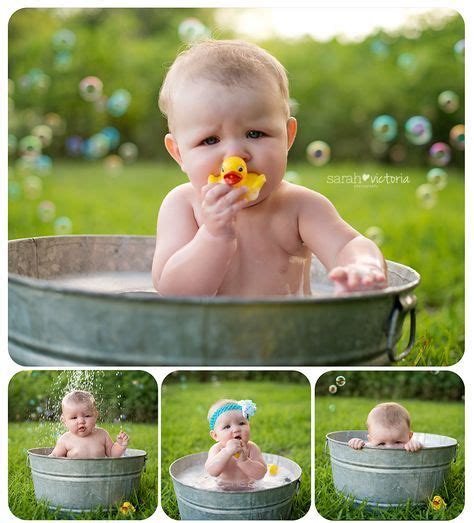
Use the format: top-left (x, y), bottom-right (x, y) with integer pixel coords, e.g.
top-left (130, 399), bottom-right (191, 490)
top-left (177, 462), bottom-right (294, 491)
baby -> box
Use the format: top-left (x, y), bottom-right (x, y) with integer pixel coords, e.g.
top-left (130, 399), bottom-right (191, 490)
top-left (348, 402), bottom-right (423, 452)
top-left (50, 390), bottom-right (129, 458)
top-left (152, 39), bottom-right (387, 297)
top-left (205, 399), bottom-right (267, 487)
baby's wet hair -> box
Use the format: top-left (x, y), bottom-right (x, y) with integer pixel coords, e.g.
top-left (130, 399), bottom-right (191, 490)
top-left (62, 390), bottom-right (96, 411)
top-left (367, 402), bottom-right (411, 430)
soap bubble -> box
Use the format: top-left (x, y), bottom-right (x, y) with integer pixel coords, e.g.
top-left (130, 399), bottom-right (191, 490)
top-left (9, 181), bottom-right (21, 201)
top-left (65, 135), bottom-right (84, 157)
top-left (44, 113), bottom-right (66, 135)
top-left (79, 76), bottom-right (103, 102)
top-left (94, 95), bottom-right (108, 113)
top-left (52, 29), bottom-right (76, 51)
top-left (328, 404), bottom-right (336, 413)
top-left (328, 384), bottom-right (337, 394)
top-left (54, 216), bottom-right (73, 235)
top-left (54, 50), bottom-right (73, 71)
top-left (306, 141), bottom-right (331, 166)
top-left (8, 134), bottom-right (17, 155)
top-left (284, 171), bottom-right (301, 184)
top-left (427, 168), bottom-right (447, 190)
top-left (416, 184), bottom-right (437, 209)
top-left (372, 115), bottom-right (397, 142)
top-left (35, 155), bottom-right (53, 175)
top-left (449, 124), bottom-right (465, 151)
top-left (454, 39), bottom-right (464, 62)
top-left (100, 127), bottom-right (121, 149)
top-left (365, 226), bottom-right (384, 246)
top-left (107, 89), bottom-right (131, 117)
top-left (19, 135), bottom-right (42, 156)
top-left (397, 52), bottom-right (416, 72)
top-left (335, 376), bottom-right (346, 387)
top-left (429, 142), bottom-right (451, 167)
top-left (37, 200), bottom-right (56, 222)
top-left (178, 18), bottom-right (210, 43)
top-left (104, 154), bottom-right (124, 174)
top-left (438, 90), bottom-right (459, 113)
top-left (118, 142), bottom-right (138, 163)
top-left (32, 125), bottom-right (53, 148)
top-left (84, 134), bottom-right (110, 159)
top-left (23, 175), bottom-right (43, 199)
top-left (370, 39), bottom-right (389, 58)
top-left (289, 98), bottom-right (299, 116)
top-left (405, 116), bottom-right (432, 145)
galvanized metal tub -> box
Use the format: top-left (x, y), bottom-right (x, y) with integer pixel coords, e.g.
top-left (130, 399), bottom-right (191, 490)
top-left (9, 235), bottom-right (420, 366)
top-left (27, 447), bottom-right (147, 513)
top-left (326, 431), bottom-right (457, 508)
top-left (169, 452), bottom-right (302, 520)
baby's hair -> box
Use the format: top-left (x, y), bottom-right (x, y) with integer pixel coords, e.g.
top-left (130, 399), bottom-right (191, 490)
top-left (159, 39), bottom-right (290, 128)
top-left (207, 398), bottom-right (239, 422)
top-left (367, 402), bottom-right (411, 430)
top-left (62, 390), bottom-right (96, 411)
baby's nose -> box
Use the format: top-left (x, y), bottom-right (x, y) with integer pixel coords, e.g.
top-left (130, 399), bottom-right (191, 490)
top-left (225, 142), bottom-right (251, 162)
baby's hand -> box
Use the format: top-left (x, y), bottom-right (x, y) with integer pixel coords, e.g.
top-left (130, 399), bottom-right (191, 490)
top-left (329, 263), bottom-right (387, 293)
top-left (348, 438), bottom-right (365, 450)
top-left (236, 441), bottom-right (249, 462)
top-left (404, 439), bottom-right (423, 452)
top-left (225, 438), bottom-right (242, 455)
top-left (117, 430), bottom-right (129, 447)
top-left (201, 183), bottom-right (248, 239)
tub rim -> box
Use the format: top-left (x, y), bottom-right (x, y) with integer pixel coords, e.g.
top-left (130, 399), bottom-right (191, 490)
top-left (325, 430), bottom-right (458, 452)
top-left (28, 446), bottom-right (147, 461)
top-left (9, 235), bottom-right (420, 304)
top-left (169, 451), bottom-right (302, 495)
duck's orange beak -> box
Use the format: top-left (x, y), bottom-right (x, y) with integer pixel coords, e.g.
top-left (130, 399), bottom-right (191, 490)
top-left (223, 171), bottom-right (243, 186)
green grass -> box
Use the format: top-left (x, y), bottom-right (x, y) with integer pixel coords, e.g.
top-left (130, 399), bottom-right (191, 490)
top-left (9, 160), bottom-right (464, 365)
top-left (8, 422), bottom-right (158, 520)
top-left (315, 397), bottom-right (464, 520)
top-left (161, 380), bottom-right (311, 519)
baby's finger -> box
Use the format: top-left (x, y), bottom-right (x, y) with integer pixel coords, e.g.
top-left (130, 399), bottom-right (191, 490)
top-left (203, 183), bottom-right (232, 204)
top-left (347, 269), bottom-right (361, 289)
top-left (328, 267), bottom-right (348, 282)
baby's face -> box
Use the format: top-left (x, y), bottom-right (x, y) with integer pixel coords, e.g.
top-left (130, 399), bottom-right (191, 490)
top-left (61, 401), bottom-right (98, 437)
top-left (211, 409), bottom-right (250, 445)
top-left (367, 422), bottom-right (412, 448)
top-left (166, 78), bottom-right (296, 204)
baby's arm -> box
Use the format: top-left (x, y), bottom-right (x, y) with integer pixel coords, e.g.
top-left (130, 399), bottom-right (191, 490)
top-left (152, 184), bottom-right (247, 296)
top-left (105, 429), bottom-right (129, 457)
top-left (236, 441), bottom-right (267, 480)
top-left (297, 188), bottom-right (386, 291)
top-left (348, 438), bottom-right (366, 450)
top-left (404, 439), bottom-right (423, 452)
top-left (49, 435), bottom-right (68, 457)
top-left (205, 440), bottom-right (240, 477)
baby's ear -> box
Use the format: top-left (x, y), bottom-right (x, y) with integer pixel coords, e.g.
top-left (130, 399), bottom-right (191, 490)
top-left (210, 430), bottom-right (218, 442)
top-left (286, 117), bottom-right (297, 150)
top-left (164, 134), bottom-right (184, 171)
top-left (409, 431), bottom-right (414, 439)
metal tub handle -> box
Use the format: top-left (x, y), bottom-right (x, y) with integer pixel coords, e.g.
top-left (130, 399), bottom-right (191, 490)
top-left (386, 294), bottom-right (417, 362)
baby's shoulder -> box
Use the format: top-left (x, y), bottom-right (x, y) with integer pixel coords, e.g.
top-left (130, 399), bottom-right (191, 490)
top-left (93, 427), bottom-right (110, 439)
top-left (277, 181), bottom-right (329, 207)
top-left (161, 183), bottom-right (195, 208)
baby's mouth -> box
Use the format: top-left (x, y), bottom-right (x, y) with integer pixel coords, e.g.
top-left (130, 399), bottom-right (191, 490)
top-left (223, 171), bottom-right (243, 186)
top-left (234, 436), bottom-right (242, 440)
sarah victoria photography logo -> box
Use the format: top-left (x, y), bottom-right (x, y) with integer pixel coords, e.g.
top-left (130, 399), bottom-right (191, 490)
top-left (326, 172), bottom-right (411, 188)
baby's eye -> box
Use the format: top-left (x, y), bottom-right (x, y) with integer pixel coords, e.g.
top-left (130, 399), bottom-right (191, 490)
top-left (377, 442), bottom-right (385, 446)
top-left (201, 136), bottom-right (219, 146)
top-left (85, 415), bottom-right (91, 418)
top-left (239, 421), bottom-right (246, 425)
top-left (395, 441), bottom-right (402, 444)
top-left (72, 416), bottom-right (77, 419)
top-left (247, 130), bottom-right (264, 139)
top-left (223, 425), bottom-right (230, 430)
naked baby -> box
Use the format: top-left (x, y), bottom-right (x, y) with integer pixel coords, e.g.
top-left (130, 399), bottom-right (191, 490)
top-left (205, 399), bottom-right (267, 488)
top-left (50, 390), bottom-right (129, 458)
top-left (153, 39), bottom-right (387, 297)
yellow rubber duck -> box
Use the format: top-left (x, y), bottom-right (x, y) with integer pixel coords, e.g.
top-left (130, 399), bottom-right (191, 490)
top-left (268, 464), bottom-right (279, 475)
top-left (208, 156), bottom-right (266, 202)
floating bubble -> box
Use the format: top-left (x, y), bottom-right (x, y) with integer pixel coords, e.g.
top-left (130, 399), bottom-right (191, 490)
top-left (454, 39), bottom-right (464, 62)
top-left (54, 50), bottom-right (73, 71)
top-left (389, 144), bottom-right (406, 164)
top-left (306, 141), bottom-right (331, 166)
top-left (397, 53), bottom-right (416, 71)
top-left (19, 135), bottom-right (42, 156)
top-left (104, 154), bottom-right (124, 174)
top-left (37, 200), bottom-right (56, 222)
top-left (370, 39), bottom-right (389, 58)
top-left (23, 175), bottom-right (43, 199)
top-left (65, 135), bottom-right (84, 157)
top-left (35, 155), bottom-right (53, 175)
top-left (52, 29), bottom-right (76, 51)
top-left (44, 113), bottom-right (66, 135)
top-left (178, 18), bottom-right (210, 43)
top-left (54, 216), bottom-right (73, 235)
top-left (449, 124), bottom-right (465, 151)
top-left (284, 171), bottom-right (301, 184)
top-left (438, 90), bottom-right (459, 114)
top-left (429, 142), bottom-right (451, 167)
top-left (289, 98), bottom-right (299, 116)
top-left (416, 184), bottom-right (437, 209)
top-left (328, 404), bottom-right (336, 413)
top-left (107, 89), bottom-right (132, 117)
top-left (84, 134), bottom-right (110, 159)
top-left (8, 134), bottom-right (17, 155)
top-left (101, 127), bottom-right (121, 149)
top-left (328, 384), bottom-right (337, 394)
top-left (94, 95), bottom-right (108, 113)
top-left (405, 116), bottom-right (432, 145)
top-left (9, 181), bottom-right (21, 200)
top-left (79, 76), bottom-right (103, 102)
top-left (372, 115), bottom-right (397, 142)
top-left (118, 142), bottom-right (138, 164)
top-left (427, 168), bottom-right (448, 190)
top-left (335, 376), bottom-right (346, 387)
top-left (32, 125), bottom-right (53, 148)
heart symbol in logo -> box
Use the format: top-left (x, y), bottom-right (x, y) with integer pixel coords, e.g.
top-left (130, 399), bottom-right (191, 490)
top-left (362, 174), bottom-right (370, 182)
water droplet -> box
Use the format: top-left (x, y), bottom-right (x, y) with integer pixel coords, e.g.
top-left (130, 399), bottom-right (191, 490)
top-left (306, 141), bottom-right (331, 166)
top-left (328, 384), bottom-right (337, 394)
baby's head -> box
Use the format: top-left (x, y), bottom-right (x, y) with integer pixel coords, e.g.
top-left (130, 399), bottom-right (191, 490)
top-left (60, 390), bottom-right (98, 437)
top-left (208, 399), bottom-right (257, 444)
top-left (366, 402), bottom-right (413, 448)
top-left (159, 39), bottom-right (297, 198)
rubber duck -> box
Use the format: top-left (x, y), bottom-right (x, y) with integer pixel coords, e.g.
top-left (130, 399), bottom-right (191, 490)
top-left (268, 464), bottom-right (279, 475)
top-left (208, 156), bottom-right (266, 202)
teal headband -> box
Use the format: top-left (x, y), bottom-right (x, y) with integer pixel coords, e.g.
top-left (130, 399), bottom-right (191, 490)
top-left (209, 400), bottom-right (257, 431)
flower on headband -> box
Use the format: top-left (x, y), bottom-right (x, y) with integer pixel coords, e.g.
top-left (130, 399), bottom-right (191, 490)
top-left (238, 400), bottom-right (257, 419)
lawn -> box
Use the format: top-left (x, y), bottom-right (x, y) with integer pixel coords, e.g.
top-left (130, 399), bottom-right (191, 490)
top-left (161, 379), bottom-right (311, 519)
top-left (8, 159), bottom-right (464, 365)
top-left (315, 397), bottom-right (464, 520)
top-left (8, 422), bottom-right (158, 520)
